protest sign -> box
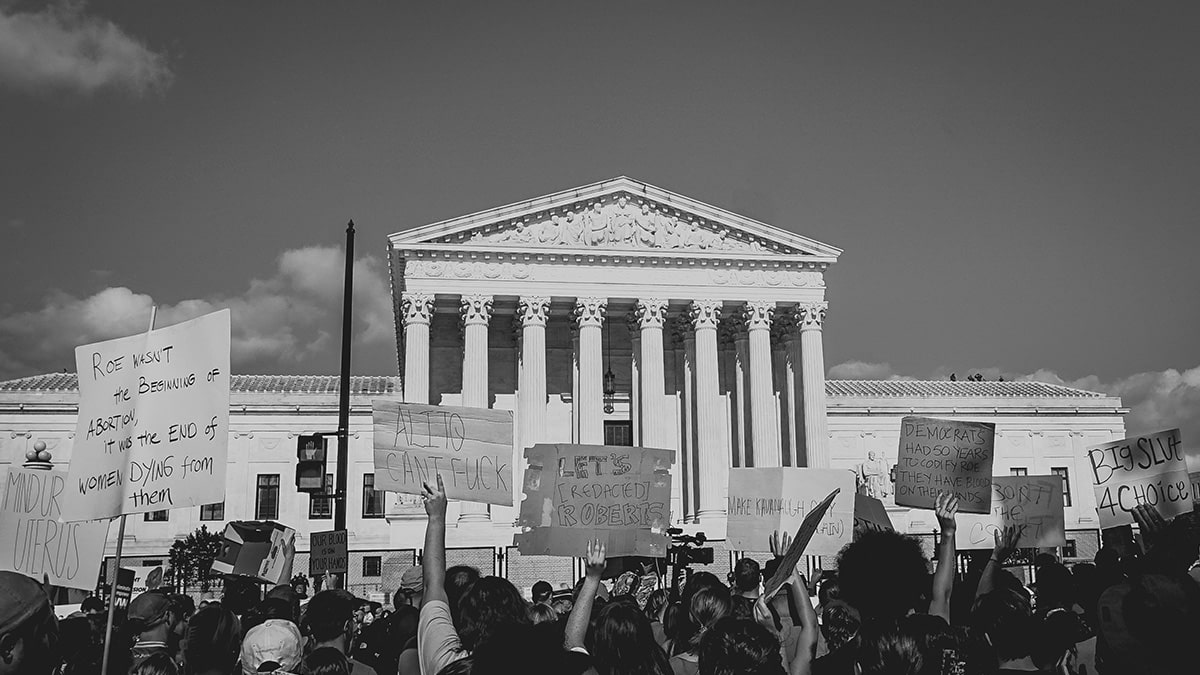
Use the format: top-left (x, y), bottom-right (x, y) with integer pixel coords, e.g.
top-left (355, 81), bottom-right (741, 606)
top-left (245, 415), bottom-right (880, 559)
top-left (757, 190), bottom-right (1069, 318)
top-left (372, 400), bottom-right (514, 506)
top-left (0, 467), bottom-right (111, 589)
top-left (1184, 441), bottom-right (1200, 509)
top-left (763, 488), bottom-right (840, 599)
top-left (61, 310), bottom-right (230, 521)
top-left (726, 468), bottom-right (855, 555)
top-left (309, 529), bottom-right (348, 575)
top-left (894, 416), bottom-right (995, 514)
top-left (210, 521), bottom-right (296, 583)
top-left (1086, 429), bottom-right (1191, 528)
top-left (853, 493), bottom-right (894, 539)
top-left (954, 475), bottom-right (1066, 550)
top-left (515, 444), bottom-right (673, 557)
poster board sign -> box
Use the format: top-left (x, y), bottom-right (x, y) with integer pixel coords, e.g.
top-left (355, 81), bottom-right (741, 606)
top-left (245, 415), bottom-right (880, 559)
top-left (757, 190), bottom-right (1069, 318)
top-left (61, 310), bottom-right (231, 521)
top-left (763, 489), bottom-right (840, 599)
top-left (726, 468), bottom-right (855, 555)
top-left (954, 475), bottom-right (1066, 549)
top-left (515, 444), bottom-right (673, 558)
top-left (1184, 441), bottom-right (1200, 509)
top-left (210, 521), bottom-right (296, 583)
top-left (372, 400), bottom-right (514, 506)
top-left (1086, 429), bottom-right (1191, 528)
top-left (853, 493), bottom-right (894, 539)
top-left (894, 416), bottom-right (995, 514)
top-left (0, 467), bottom-right (111, 589)
top-left (309, 529), bottom-right (348, 576)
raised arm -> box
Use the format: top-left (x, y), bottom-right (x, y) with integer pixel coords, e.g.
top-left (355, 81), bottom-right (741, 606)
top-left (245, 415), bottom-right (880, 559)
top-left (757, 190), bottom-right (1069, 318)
top-left (930, 492), bottom-right (959, 621)
top-left (787, 569), bottom-right (819, 675)
top-left (975, 523), bottom-right (1023, 603)
top-left (565, 538), bottom-right (606, 650)
top-left (422, 474), bottom-right (449, 605)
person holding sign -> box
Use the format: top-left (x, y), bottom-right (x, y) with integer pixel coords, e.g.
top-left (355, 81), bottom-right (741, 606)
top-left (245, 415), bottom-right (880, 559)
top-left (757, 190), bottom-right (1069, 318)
top-left (930, 493), bottom-right (959, 623)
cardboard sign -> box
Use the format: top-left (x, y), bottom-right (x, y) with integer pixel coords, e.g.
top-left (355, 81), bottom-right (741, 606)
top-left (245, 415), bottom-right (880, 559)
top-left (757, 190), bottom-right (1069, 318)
top-left (61, 310), bottom-right (231, 521)
top-left (372, 400), bottom-right (514, 506)
top-left (210, 521), bottom-right (296, 583)
top-left (1086, 429), bottom-right (1191, 528)
top-left (0, 467), bottom-right (111, 589)
top-left (309, 529), bottom-right (348, 575)
top-left (763, 489), bottom-right (840, 599)
top-left (955, 475), bottom-right (1066, 550)
top-left (726, 468), bottom-right (855, 555)
top-left (514, 444), bottom-right (673, 557)
top-left (853, 493), bottom-right (894, 539)
top-left (1184, 441), bottom-right (1200, 509)
top-left (894, 416), bottom-right (995, 514)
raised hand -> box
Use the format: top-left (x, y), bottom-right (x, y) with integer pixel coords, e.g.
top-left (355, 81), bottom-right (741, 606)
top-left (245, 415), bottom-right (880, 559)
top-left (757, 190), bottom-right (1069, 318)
top-left (993, 523), bottom-right (1026, 562)
top-left (1131, 504), bottom-right (1168, 550)
top-left (585, 538), bottom-right (607, 579)
top-left (935, 492), bottom-right (959, 534)
top-left (769, 530), bottom-right (793, 558)
top-left (422, 473), bottom-right (448, 519)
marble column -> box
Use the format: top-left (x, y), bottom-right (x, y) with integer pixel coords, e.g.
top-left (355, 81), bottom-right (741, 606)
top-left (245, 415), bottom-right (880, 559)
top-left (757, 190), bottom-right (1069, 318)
top-left (678, 317), bottom-right (698, 523)
top-left (459, 293), bottom-right (493, 523)
top-left (718, 320), bottom-right (742, 468)
top-left (625, 313), bottom-right (642, 446)
top-left (690, 300), bottom-right (726, 520)
top-left (731, 315), bottom-right (752, 467)
top-left (517, 297), bottom-right (550, 501)
top-left (571, 323), bottom-right (580, 442)
top-left (401, 292), bottom-right (434, 404)
top-left (636, 299), bottom-right (669, 449)
top-left (573, 298), bottom-right (607, 444)
top-left (744, 301), bottom-right (780, 467)
top-left (772, 319), bottom-right (790, 466)
top-left (798, 302), bottom-right (830, 468)
top-left (786, 311), bottom-right (807, 467)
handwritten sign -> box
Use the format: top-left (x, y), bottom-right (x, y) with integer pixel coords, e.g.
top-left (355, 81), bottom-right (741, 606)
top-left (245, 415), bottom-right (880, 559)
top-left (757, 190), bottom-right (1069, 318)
top-left (1, 467), bottom-right (110, 589)
top-left (955, 475), bottom-right (1066, 549)
top-left (61, 310), bottom-right (230, 521)
top-left (309, 529), bottom-right (348, 575)
top-left (763, 489), bottom-right (840, 599)
top-left (1184, 441), bottom-right (1200, 509)
top-left (1086, 429), bottom-right (1191, 528)
top-left (372, 400), bottom-right (514, 506)
top-left (515, 444), bottom-right (673, 557)
top-left (894, 416), bottom-right (995, 514)
top-left (726, 468), bottom-right (855, 556)
top-left (853, 493), bottom-right (893, 539)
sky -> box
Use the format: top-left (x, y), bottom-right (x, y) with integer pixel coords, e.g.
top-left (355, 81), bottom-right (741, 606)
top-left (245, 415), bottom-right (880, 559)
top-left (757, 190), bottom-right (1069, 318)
top-left (0, 1), bottom-right (1197, 440)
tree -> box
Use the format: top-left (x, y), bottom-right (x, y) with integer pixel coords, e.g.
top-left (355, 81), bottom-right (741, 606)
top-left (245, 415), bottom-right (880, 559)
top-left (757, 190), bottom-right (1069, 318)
top-left (167, 525), bottom-right (224, 596)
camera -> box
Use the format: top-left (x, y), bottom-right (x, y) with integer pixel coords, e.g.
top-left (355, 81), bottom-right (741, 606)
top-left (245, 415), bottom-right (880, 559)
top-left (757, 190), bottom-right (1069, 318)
top-left (667, 528), bottom-right (714, 566)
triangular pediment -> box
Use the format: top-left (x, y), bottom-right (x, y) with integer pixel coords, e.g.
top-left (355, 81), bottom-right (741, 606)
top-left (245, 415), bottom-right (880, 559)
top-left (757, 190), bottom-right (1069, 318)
top-left (389, 177), bottom-right (841, 260)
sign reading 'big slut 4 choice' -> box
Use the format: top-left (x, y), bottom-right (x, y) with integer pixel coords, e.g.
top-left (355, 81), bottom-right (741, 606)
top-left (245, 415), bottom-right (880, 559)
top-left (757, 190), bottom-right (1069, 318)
top-left (894, 416), bottom-right (996, 514)
top-left (62, 310), bottom-right (231, 522)
top-left (372, 400), bottom-right (515, 506)
top-left (1086, 429), bottom-right (1191, 528)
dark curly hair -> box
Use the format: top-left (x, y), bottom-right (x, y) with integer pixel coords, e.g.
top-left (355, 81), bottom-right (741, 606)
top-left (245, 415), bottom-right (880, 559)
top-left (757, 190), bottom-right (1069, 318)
top-left (836, 530), bottom-right (929, 624)
top-left (697, 617), bottom-right (785, 675)
top-left (587, 602), bottom-right (672, 675)
top-left (456, 576), bottom-right (530, 652)
top-left (856, 622), bottom-right (924, 675)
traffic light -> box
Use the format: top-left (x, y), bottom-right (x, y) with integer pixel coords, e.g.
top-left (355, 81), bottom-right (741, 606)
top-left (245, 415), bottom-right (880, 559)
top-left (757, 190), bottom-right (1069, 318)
top-left (296, 434), bottom-right (327, 493)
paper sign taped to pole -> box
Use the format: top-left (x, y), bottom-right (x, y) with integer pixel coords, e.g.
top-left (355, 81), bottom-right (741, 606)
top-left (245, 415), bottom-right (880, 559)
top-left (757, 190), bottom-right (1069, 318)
top-left (894, 416), bottom-right (995, 514)
top-left (0, 467), bottom-right (111, 589)
top-left (372, 400), bottom-right (514, 506)
top-left (309, 529), bottom-right (349, 576)
top-left (763, 488), bottom-right (840, 599)
top-left (726, 468), bottom-right (855, 556)
top-left (1086, 429), bottom-right (1191, 528)
top-left (515, 444), bottom-right (673, 558)
top-left (954, 475), bottom-right (1066, 549)
top-left (61, 310), bottom-right (231, 521)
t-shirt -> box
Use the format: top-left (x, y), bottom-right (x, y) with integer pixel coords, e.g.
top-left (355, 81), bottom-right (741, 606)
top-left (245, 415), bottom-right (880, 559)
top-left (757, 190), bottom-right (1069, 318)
top-left (418, 600), bottom-right (469, 675)
top-left (669, 652), bottom-right (700, 675)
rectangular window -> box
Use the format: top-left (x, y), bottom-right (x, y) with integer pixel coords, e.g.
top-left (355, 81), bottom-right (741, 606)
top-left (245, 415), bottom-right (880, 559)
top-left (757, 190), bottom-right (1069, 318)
top-left (1010, 467), bottom-right (1028, 477)
top-left (362, 474), bottom-right (385, 519)
top-left (1052, 467), bottom-right (1072, 507)
top-left (309, 474), bottom-right (334, 520)
top-left (1062, 539), bottom-right (1077, 559)
top-left (604, 420), bottom-right (633, 446)
top-left (144, 510), bottom-right (168, 522)
top-left (256, 474), bottom-right (280, 520)
top-left (363, 555), bottom-right (382, 577)
top-left (199, 502), bottom-right (225, 521)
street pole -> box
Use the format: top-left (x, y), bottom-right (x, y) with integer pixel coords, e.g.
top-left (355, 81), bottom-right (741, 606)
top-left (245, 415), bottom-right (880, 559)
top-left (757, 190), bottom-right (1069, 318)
top-left (335, 221), bottom-right (354, 535)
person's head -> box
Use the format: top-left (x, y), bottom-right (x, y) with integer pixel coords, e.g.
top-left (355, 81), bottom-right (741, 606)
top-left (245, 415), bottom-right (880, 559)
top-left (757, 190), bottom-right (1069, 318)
top-left (588, 601), bottom-right (672, 675)
top-left (531, 580), bottom-right (553, 604)
top-left (290, 576), bottom-right (309, 599)
top-left (642, 589), bottom-right (668, 623)
top-left (301, 647), bottom-right (350, 675)
top-left (470, 621), bottom-right (577, 675)
top-left (264, 585), bottom-right (301, 624)
top-left (855, 622), bottom-right (924, 675)
top-left (131, 651), bottom-right (179, 675)
top-left (446, 566), bottom-right (481, 623)
top-left (971, 589), bottom-right (1034, 665)
top-left (398, 566), bottom-right (424, 608)
top-left (303, 590), bottom-right (357, 649)
top-left (184, 604), bottom-right (241, 675)
top-left (128, 591), bottom-right (182, 642)
top-left (836, 530), bottom-right (929, 624)
top-left (697, 617), bottom-right (785, 675)
top-left (820, 600), bottom-right (861, 653)
top-left (686, 586), bottom-right (732, 653)
top-left (456, 576), bottom-right (530, 653)
top-left (1029, 609), bottom-right (1088, 671)
top-left (1034, 562), bottom-right (1075, 612)
top-left (0, 572), bottom-right (59, 675)
top-left (528, 602), bottom-right (558, 625)
top-left (239, 619), bottom-right (302, 675)
top-left (80, 596), bottom-right (105, 615)
top-left (816, 573), bottom-right (841, 606)
top-left (731, 558), bottom-right (761, 597)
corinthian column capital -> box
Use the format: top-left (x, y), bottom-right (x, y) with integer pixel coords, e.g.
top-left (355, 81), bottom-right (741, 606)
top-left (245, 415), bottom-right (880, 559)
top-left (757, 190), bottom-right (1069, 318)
top-left (635, 298), bottom-right (670, 329)
top-left (572, 297), bottom-right (607, 328)
top-left (689, 300), bottom-right (722, 331)
top-left (517, 296), bottom-right (551, 327)
top-left (796, 302), bottom-right (828, 330)
top-left (401, 292), bottom-right (435, 326)
top-left (460, 294), bottom-right (494, 326)
top-left (742, 300), bottom-right (775, 331)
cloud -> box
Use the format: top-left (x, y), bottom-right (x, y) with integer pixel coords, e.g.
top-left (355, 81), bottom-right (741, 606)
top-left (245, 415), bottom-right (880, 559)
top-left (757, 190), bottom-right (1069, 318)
top-left (827, 360), bottom-right (915, 381)
top-left (0, 246), bottom-right (395, 379)
top-left (0, 2), bottom-right (171, 95)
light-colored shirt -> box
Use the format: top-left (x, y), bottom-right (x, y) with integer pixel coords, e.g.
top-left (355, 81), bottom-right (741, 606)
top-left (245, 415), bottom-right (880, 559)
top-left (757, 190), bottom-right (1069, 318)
top-left (418, 600), bottom-right (469, 675)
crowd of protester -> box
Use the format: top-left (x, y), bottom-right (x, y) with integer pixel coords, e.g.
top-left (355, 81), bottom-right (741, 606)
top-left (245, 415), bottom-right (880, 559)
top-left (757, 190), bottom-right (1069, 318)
top-left (1, 478), bottom-right (1197, 675)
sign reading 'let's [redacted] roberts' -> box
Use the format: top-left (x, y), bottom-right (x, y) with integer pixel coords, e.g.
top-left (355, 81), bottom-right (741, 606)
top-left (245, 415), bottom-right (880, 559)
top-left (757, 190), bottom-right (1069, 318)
top-left (372, 401), bottom-right (514, 506)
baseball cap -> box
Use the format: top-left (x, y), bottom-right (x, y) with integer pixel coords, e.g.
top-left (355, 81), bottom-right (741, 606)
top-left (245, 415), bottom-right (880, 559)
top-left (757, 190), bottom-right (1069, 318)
top-left (399, 566), bottom-right (424, 594)
top-left (0, 571), bottom-right (51, 634)
top-left (127, 591), bottom-right (172, 629)
top-left (240, 618), bottom-right (302, 674)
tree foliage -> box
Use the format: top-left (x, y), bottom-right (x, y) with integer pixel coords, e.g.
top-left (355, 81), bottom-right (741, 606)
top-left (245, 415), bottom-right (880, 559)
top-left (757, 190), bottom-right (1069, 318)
top-left (166, 525), bottom-right (224, 594)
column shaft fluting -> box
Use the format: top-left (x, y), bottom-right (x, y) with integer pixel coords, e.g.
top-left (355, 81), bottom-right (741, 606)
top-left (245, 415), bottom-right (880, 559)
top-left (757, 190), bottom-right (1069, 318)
top-left (745, 301), bottom-right (780, 467)
top-left (517, 297), bottom-right (550, 504)
top-left (636, 299), bottom-right (669, 449)
top-left (691, 300), bottom-right (726, 520)
top-left (401, 293), bottom-right (433, 404)
top-left (574, 298), bottom-right (606, 444)
top-left (459, 294), bottom-right (493, 523)
top-left (799, 302), bottom-right (830, 468)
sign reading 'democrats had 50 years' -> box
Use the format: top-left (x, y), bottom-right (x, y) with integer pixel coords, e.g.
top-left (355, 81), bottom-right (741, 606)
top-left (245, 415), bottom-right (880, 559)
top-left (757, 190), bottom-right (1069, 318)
top-left (1086, 429), bottom-right (1191, 528)
top-left (954, 475), bottom-right (1066, 550)
top-left (1, 467), bottom-right (111, 589)
top-left (515, 444), bottom-right (673, 557)
top-left (894, 416), bottom-right (995, 514)
top-left (372, 400), bottom-right (514, 506)
top-left (726, 468), bottom-right (856, 556)
top-left (61, 310), bottom-right (231, 522)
